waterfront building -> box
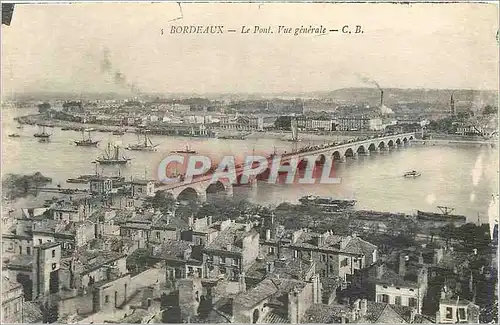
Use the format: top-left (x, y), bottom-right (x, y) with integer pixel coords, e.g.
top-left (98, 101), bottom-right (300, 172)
top-left (337, 116), bottom-right (384, 131)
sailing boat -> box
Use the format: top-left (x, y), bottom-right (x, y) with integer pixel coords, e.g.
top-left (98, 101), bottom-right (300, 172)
top-left (95, 143), bottom-right (131, 165)
top-left (74, 128), bottom-right (99, 147)
top-left (171, 145), bottom-right (197, 154)
top-left (33, 125), bottom-right (51, 139)
top-left (126, 132), bottom-right (158, 152)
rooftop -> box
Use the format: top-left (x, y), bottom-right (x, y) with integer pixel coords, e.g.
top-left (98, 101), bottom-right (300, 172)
top-left (2, 276), bottom-right (22, 292)
top-left (246, 255), bottom-right (314, 281)
top-left (152, 239), bottom-right (191, 260)
top-left (204, 222), bottom-right (257, 254)
top-left (302, 303), bottom-right (350, 323)
top-left (233, 277), bottom-right (307, 309)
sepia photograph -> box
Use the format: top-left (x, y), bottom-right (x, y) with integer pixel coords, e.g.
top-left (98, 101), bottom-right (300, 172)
top-left (1, 1), bottom-right (499, 324)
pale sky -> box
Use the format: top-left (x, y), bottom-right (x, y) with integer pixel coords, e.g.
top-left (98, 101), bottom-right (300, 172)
top-left (1, 2), bottom-right (498, 94)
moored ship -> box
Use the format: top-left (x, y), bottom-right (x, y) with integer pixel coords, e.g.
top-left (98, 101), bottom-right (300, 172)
top-left (33, 125), bottom-right (52, 139)
top-left (171, 145), bottom-right (197, 154)
top-left (299, 195), bottom-right (356, 210)
top-left (416, 206), bottom-right (466, 226)
top-left (126, 133), bottom-right (158, 152)
top-left (95, 143), bottom-right (131, 165)
top-left (404, 170), bottom-right (421, 178)
top-left (74, 129), bottom-right (99, 147)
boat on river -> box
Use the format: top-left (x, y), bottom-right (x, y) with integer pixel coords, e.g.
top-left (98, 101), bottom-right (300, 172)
top-left (299, 195), bottom-right (356, 211)
top-left (404, 170), bottom-right (421, 178)
top-left (126, 133), bottom-right (158, 152)
top-left (95, 143), bottom-right (131, 165)
top-left (171, 145), bottom-right (197, 154)
top-left (8, 133), bottom-right (20, 138)
top-left (34, 125), bottom-right (51, 139)
top-left (74, 129), bottom-right (99, 147)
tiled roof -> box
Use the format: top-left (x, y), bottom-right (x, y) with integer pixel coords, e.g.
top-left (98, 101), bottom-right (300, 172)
top-left (78, 250), bottom-right (126, 274)
top-left (233, 277), bottom-right (306, 309)
top-left (302, 304), bottom-right (350, 323)
top-left (22, 301), bottom-right (43, 323)
top-left (2, 276), bottom-right (22, 292)
top-left (153, 239), bottom-right (191, 260)
top-left (343, 236), bottom-right (377, 255)
top-left (204, 222), bottom-right (257, 254)
top-left (246, 256), bottom-right (313, 281)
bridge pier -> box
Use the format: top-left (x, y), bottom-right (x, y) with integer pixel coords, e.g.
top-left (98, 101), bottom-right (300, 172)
top-left (226, 185), bottom-right (234, 198)
top-left (249, 176), bottom-right (258, 188)
top-left (198, 191), bottom-right (207, 203)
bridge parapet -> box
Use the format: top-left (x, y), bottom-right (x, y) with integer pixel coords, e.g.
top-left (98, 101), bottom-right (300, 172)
top-left (155, 132), bottom-right (416, 194)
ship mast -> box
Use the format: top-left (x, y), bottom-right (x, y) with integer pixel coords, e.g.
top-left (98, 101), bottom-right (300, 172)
top-left (437, 206), bottom-right (454, 215)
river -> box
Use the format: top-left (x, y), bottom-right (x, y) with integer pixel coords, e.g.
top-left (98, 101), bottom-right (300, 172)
top-left (2, 107), bottom-right (498, 223)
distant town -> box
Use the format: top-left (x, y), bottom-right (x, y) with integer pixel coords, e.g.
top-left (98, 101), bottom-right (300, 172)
top-left (2, 87), bottom-right (498, 324)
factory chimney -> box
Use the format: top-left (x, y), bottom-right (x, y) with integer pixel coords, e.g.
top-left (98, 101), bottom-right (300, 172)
top-left (450, 93), bottom-right (455, 116)
top-left (380, 90), bottom-right (384, 107)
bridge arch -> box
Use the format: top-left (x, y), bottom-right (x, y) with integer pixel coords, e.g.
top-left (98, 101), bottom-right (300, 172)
top-left (205, 181), bottom-right (231, 201)
top-left (396, 138), bottom-right (402, 145)
top-left (317, 154), bottom-right (327, 164)
top-left (344, 148), bottom-right (355, 157)
top-left (356, 145), bottom-right (367, 154)
top-left (368, 143), bottom-right (377, 152)
top-left (332, 151), bottom-right (342, 161)
top-left (409, 135), bottom-right (414, 140)
top-left (378, 141), bottom-right (386, 149)
top-left (403, 137), bottom-right (408, 144)
top-left (387, 140), bottom-right (395, 147)
top-left (176, 187), bottom-right (200, 202)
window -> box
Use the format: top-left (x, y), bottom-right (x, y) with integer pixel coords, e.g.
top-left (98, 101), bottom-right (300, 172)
top-left (27, 247), bottom-right (31, 255)
top-left (52, 263), bottom-right (57, 270)
top-left (458, 308), bottom-right (466, 320)
top-left (377, 294), bottom-right (389, 303)
top-left (408, 298), bottom-right (417, 308)
top-left (105, 295), bottom-right (109, 303)
top-left (321, 269), bottom-right (326, 277)
top-left (220, 267), bottom-right (226, 274)
top-left (19, 246), bottom-right (22, 254)
top-left (328, 264), bottom-right (334, 273)
top-left (268, 247), bottom-right (275, 254)
top-left (52, 249), bottom-right (56, 258)
top-left (445, 307), bottom-right (453, 319)
top-left (340, 258), bottom-right (348, 267)
top-left (321, 254), bottom-right (327, 262)
top-left (156, 232), bottom-right (160, 239)
top-left (395, 296), bottom-right (402, 305)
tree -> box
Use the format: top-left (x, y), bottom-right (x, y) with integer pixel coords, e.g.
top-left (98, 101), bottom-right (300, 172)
top-left (483, 105), bottom-right (497, 116)
top-left (440, 223), bottom-right (456, 248)
top-left (144, 190), bottom-right (176, 213)
top-left (126, 248), bottom-right (154, 274)
top-left (37, 102), bottom-right (51, 113)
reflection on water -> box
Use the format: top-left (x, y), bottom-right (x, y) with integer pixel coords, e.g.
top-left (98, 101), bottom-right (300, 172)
top-left (2, 108), bottom-right (498, 222)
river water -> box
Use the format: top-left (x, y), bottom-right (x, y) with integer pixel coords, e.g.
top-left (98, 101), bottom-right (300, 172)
top-left (2, 107), bottom-right (498, 223)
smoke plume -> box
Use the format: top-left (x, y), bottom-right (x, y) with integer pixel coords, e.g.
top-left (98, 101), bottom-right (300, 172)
top-left (99, 47), bottom-right (139, 94)
top-left (356, 73), bottom-right (382, 90)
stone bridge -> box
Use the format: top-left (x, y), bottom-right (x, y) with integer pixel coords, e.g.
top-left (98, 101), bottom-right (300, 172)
top-left (155, 132), bottom-right (416, 202)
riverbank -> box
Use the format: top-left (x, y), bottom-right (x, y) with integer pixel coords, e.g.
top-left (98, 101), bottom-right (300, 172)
top-left (413, 139), bottom-right (497, 147)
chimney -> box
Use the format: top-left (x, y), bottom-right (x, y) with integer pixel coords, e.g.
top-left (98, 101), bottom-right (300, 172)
top-left (265, 229), bottom-right (271, 241)
top-left (418, 252), bottom-right (424, 265)
top-left (360, 299), bottom-right (368, 317)
top-left (238, 272), bottom-right (246, 293)
top-left (266, 261), bottom-right (275, 274)
top-left (399, 254), bottom-right (407, 277)
top-left (376, 263), bottom-right (385, 279)
top-left (380, 90), bottom-right (384, 107)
